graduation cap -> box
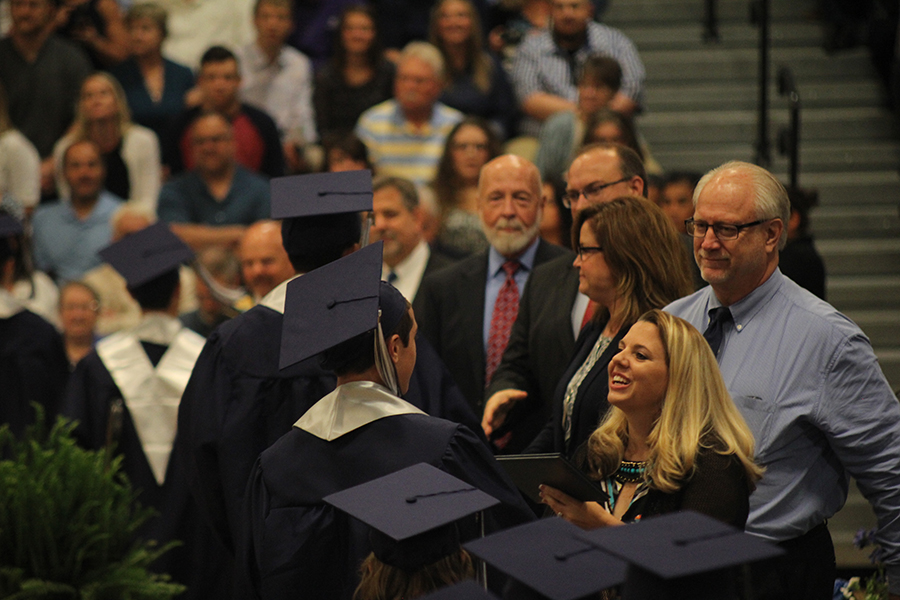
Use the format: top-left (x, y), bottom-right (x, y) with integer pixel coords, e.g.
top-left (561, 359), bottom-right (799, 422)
top-left (463, 517), bottom-right (627, 600)
top-left (578, 511), bottom-right (784, 600)
top-left (0, 212), bottom-right (23, 238)
top-left (323, 463), bottom-right (500, 572)
top-left (270, 170), bottom-right (373, 218)
top-left (98, 221), bottom-right (193, 288)
top-left (270, 171), bottom-right (373, 259)
top-left (418, 581), bottom-right (499, 600)
top-left (279, 241), bottom-right (407, 370)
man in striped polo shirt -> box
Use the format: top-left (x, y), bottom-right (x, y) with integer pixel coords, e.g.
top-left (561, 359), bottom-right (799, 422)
top-left (355, 41), bottom-right (463, 187)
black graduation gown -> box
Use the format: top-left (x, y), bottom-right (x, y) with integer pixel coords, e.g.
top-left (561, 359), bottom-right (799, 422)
top-left (0, 308), bottom-right (68, 438)
top-left (244, 406), bottom-right (535, 600)
top-left (177, 304), bottom-right (484, 558)
top-left (63, 343), bottom-right (231, 600)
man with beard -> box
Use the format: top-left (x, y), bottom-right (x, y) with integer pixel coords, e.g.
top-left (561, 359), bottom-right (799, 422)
top-left (239, 219), bottom-right (296, 304)
top-left (417, 155), bottom-right (566, 422)
top-left (511, 0), bottom-right (644, 136)
top-left (369, 176), bottom-right (455, 314)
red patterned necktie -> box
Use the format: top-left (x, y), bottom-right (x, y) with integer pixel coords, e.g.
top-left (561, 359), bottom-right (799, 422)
top-left (485, 260), bottom-right (520, 385)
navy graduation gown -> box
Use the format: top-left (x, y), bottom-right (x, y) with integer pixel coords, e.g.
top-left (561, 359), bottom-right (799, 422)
top-left (177, 301), bottom-right (485, 558)
top-left (63, 335), bottom-right (231, 600)
top-left (0, 308), bottom-right (68, 438)
top-left (244, 407), bottom-right (534, 600)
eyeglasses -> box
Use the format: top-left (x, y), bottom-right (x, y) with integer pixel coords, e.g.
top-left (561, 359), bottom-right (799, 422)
top-left (576, 245), bottom-right (603, 261)
top-left (684, 218), bottom-right (768, 240)
top-left (562, 178), bottom-right (628, 209)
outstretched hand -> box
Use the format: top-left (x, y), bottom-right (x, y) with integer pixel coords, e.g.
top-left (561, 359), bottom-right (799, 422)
top-left (481, 389), bottom-right (528, 437)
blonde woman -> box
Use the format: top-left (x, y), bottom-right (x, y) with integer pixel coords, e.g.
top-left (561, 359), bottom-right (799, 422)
top-left (541, 309), bottom-right (762, 529)
top-left (52, 73), bottom-right (161, 211)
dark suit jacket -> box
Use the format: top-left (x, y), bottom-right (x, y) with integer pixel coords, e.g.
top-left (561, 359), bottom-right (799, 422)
top-left (524, 322), bottom-right (628, 459)
top-left (416, 239), bottom-right (568, 415)
top-left (485, 251), bottom-right (580, 453)
top-left (410, 247), bottom-right (457, 317)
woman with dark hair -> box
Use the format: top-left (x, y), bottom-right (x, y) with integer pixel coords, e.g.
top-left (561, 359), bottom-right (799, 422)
top-left (323, 132), bottom-right (373, 172)
top-left (540, 308), bottom-right (762, 530)
top-left (428, 0), bottom-right (516, 139)
top-left (109, 2), bottom-right (195, 143)
top-left (582, 108), bottom-right (663, 175)
top-left (313, 4), bottom-right (395, 141)
top-left (483, 196), bottom-right (693, 458)
top-left (430, 116), bottom-right (500, 257)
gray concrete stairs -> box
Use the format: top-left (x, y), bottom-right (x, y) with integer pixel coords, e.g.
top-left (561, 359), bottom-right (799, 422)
top-left (603, 0), bottom-right (899, 569)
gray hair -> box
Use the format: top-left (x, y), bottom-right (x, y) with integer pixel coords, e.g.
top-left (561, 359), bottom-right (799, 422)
top-left (694, 160), bottom-right (790, 250)
top-left (400, 41), bottom-right (446, 82)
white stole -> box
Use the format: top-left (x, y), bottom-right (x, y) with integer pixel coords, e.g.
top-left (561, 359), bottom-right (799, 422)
top-left (295, 381), bottom-right (424, 441)
top-left (96, 314), bottom-right (205, 485)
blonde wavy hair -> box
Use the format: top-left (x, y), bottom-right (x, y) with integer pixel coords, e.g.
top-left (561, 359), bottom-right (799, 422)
top-left (353, 549), bottom-right (474, 600)
top-left (71, 73), bottom-right (134, 140)
top-left (587, 309), bottom-right (763, 493)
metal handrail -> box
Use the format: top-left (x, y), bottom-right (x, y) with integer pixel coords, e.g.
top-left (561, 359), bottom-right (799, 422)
top-left (778, 67), bottom-right (801, 188)
top-left (703, 0), bottom-right (719, 43)
top-left (750, 0), bottom-right (771, 167)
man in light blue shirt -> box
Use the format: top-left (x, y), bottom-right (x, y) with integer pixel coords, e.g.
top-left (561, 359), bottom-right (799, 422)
top-left (32, 140), bottom-right (123, 283)
top-left (665, 160), bottom-right (900, 600)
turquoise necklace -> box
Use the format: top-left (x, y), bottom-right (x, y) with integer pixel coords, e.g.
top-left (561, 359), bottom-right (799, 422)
top-left (613, 459), bottom-right (647, 484)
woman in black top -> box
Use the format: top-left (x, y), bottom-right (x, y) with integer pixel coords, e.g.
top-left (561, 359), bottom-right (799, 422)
top-left (540, 309), bottom-right (763, 529)
top-left (313, 4), bottom-right (395, 142)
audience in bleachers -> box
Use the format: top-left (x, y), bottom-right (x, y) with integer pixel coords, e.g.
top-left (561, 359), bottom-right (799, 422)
top-left (0, 82), bottom-right (41, 216)
top-left (162, 45), bottom-right (284, 178)
top-left (429, 0), bottom-right (516, 139)
top-left (110, 2), bottom-right (195, 145)
top-left (314, 4), bottom-right (395, 144)
top-left (158, 112), bottom-right (270, 250)
top-left (58, 280), bottom-right (100, 368)
top-left (356, 41), bottom-right (463, 186)
top-left (180, 245), bottom-right (241, 337)
top-left (510, 0), bottom-right (644, 136)
top-left (430, 116), bottom-right (499, 257)
top-left (534, 53), bottom-right (621, 183)
top-left (53, 0), bottom-right (130, 68)
top-left (52, 73), bottom-right (162, 211)
top-left (32, 140), bottom-right (123, 283)
top-left (0, 0), bottom-right (92, 197)
top-left (237, 0), bottom-right (317, 175)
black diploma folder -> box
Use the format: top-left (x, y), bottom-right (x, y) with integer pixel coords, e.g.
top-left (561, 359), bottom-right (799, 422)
top-left (497, 453), bottom-right (605, 505)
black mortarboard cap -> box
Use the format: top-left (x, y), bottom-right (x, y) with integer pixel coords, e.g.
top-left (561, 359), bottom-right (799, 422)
top-left (323, 463), bottom-right (499, 571)
top-left (463, 517), bottom-right (627, 600)
top-left (0, 213), bottom-right (23, 238)
top-left (279, 241), bottom-right (407, 369)
top-left (98, 221), bottom-right (193, 287)
top-left (418, 581), bottom-right (499, 600)
top-left (270, 170), bottom-right (373, 219)
top-left (579, 511), bottom-right (784, 600)
top-left (270, 171), bottom-right (372, 259)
